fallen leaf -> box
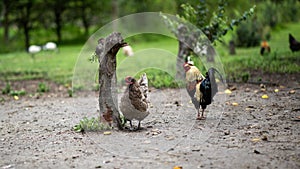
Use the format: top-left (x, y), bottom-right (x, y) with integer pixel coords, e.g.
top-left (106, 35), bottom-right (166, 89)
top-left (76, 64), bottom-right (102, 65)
top-left (251, 138), bottom-right (261, 142)
top-left (165, 135), bottom-right (175, 140)
top-left (245, 88), bottom-right (251, 92)
top-left (232, 102), bottom-right (239, 106)
top-left (229, 86), bottom-right (237, 91)
top-left (143, 140), bottom-right (151, 144)
top-left (274, 89), bottom-right (279, 92)
top-left (225, 89), bottom-right (232, 94)
top-left (289, 90), bottom-right (295, 94)
top-left (260, 84), bottom-right (266, 89)
top-left (103, 131), bottom-right (111, 135)
top-left (173, 166), bottom-right (182, 169)
top-left (279, 85), bottom-right (285, 89)
top-left (245, 108), bottom-right (253, 111)
top-left (261, 94), bottom-right (269, 99)
top-left (261, 135), bottom-right (268, 141)
top-left (13, 96), bottom-right (19, 100)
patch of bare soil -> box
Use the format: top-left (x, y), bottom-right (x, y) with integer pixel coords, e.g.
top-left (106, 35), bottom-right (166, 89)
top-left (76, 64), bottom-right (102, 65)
top-left (0, 74), bottom-right (299, 168)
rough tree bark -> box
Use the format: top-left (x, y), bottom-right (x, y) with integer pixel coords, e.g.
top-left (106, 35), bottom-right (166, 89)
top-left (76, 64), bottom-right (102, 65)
top-left (229, 40), bottom-right (236, 55)
top-left (176, 25), bottom-right (192, 80)
top-left (175, 24), bottom-right (215, 79)
top-left (95, 32), bottom-right (127, 130)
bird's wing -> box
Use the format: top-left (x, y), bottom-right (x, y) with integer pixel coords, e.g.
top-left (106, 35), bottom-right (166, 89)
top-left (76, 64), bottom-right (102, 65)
top-left (128, 81), bottom-right (148, 112)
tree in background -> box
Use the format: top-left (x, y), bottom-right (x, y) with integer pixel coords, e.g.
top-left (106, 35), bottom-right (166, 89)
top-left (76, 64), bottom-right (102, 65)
top-left (1, 0), bottom-right (13, 44)
top-left (161, 0), bottom-right (255, 78)
top-left (16, 0), bottom-right (34, 51)
top-left (45, 0), bottom-right (69, 43)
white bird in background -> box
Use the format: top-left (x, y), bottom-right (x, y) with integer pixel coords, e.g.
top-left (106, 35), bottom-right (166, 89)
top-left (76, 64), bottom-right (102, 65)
top-left (122, 45), bottom-right (134, 56)
top-left (28, 45), bottom-right (42, 57)
top-left (43, 42), bottom-right (58, 52)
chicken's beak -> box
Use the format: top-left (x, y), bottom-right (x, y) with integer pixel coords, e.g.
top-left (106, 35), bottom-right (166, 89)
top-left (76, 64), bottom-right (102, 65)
top-left (125, 76), bottom-right (133, 84)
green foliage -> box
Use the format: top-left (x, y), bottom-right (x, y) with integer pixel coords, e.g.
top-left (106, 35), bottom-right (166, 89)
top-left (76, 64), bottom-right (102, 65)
top-left (176, 0), bottom-right (256, 43)
top-left (67, 88), bottom-right (73, 97)
top-left (257, 0), bottom-right (300, 28)
top-left (9, 90), bottom-right (26, 96)
top-left (235, 19), bottom-right (262, 47)
top-left (37, 82), bottom-right (49, 93)
top-left (1, 82), bottom-right (26, 96)
top-left (241, 72), bottom-right (250, 83)
top-left (0, 45), bottom-right (79, 84)
top-left (136, 69), bottom-right (179, 89)
top-left (73, 117), bottom-right (112, 132)
top-left (2, 82), bottom-right (11, 95)
top-left (235, 0), bottom-right (300, 47)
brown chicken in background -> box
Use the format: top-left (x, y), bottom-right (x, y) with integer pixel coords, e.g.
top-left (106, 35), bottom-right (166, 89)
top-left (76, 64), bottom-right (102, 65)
top-left (289, 33), bottom-right (300, 52)
top-left (120, 73), bottom-right (150, 130)
top-left (183, 57), bottom-right (222, 120)
top-left (260, 40), bottom-right (271, 55)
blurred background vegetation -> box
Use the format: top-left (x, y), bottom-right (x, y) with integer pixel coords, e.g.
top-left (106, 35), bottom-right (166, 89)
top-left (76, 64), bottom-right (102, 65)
top-left (1, 0), bottom-right (299, 52)
top-left (0, 0), bottom-right (300, 89)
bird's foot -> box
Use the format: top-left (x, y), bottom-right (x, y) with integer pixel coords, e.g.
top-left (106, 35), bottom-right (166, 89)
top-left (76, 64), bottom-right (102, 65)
top-left (196, 116), bottom-right (206, 120)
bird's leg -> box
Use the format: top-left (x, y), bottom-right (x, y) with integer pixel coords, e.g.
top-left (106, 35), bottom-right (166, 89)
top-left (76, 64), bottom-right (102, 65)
top-left (136, 121), bottom-right (141, 130)
top-left (129, 120), bottom-right (134, 130)
top-left (196, 109), bottom-right (206, 120)
top-left (196, 109), bottom-right (201, 120)
top-left (201, 109), bottom-right (206, 120)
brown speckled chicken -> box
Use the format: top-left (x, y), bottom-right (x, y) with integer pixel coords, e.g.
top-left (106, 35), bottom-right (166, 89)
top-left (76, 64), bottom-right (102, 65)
top-left (120, 73), bottom-right (150, 130)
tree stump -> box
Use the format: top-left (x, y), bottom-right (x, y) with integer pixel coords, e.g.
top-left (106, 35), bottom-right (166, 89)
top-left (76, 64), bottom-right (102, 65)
top-left (229, 40), bottom-right (236, 55)
top-left (95, 32), bottom-right (127, 130)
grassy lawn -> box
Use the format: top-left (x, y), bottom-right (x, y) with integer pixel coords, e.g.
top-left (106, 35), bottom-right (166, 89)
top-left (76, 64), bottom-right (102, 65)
top-left (0, 45), bottom-right (81, 85)
top-left (0, 23), bottom-right (299, 88)
top-left (217, 22), bottom-right (300, 82)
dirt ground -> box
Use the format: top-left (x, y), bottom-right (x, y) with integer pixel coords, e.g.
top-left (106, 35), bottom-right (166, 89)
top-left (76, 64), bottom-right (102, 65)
top-left (0, 74), bottom-right (299, 169)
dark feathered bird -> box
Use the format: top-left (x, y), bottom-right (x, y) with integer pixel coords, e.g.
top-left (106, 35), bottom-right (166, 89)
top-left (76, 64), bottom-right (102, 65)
top-left (289, 33), bottom-right (300, 52)
top-left (184, 62), bottom-right (222, 120)
top-left (260, 40), bottom-right (271, 55)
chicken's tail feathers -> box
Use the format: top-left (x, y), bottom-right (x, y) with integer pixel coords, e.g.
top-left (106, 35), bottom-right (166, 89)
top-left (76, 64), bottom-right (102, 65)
top-left (289, 33), bottom-right (295, 43)
top-left (207, 67), bottom-right (226, 86)
top-left (138, 73), bottom-right (149, 100)
top-left (139, 73), bottom-right (148, 87)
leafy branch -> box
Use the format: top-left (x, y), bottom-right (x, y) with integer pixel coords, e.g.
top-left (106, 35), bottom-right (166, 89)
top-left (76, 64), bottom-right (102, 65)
top-left (167, 0), bottom-right (256, 44)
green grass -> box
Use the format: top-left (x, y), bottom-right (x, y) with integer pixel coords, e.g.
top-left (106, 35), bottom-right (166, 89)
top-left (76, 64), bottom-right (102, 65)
top-left (216, 22), bottom-right (300, 82)
top-left (0, 23), bottom-right (299, 88)
top-left (0, 45), bottom-right (80, 84)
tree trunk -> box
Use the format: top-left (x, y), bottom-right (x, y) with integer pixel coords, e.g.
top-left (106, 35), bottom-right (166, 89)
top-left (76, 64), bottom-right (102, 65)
top-left (176, 41), bottom-right (191, 79)
top-left (229, 40), bottom-right (236, 55)
top-left (111, 0), bottom-right (119, 31)
top-left (54, 10), bottom-right (62, 43)
top-left (2, 0), bottom-right (10, 44)
top-left (176, 25), bottom-right (192, 80)
top-left (21, 1), bottom-right (32, 51)
top-left (95, 32), bottom-right (126, 130)
top-left (24, 23), bottom-right (30, 52)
